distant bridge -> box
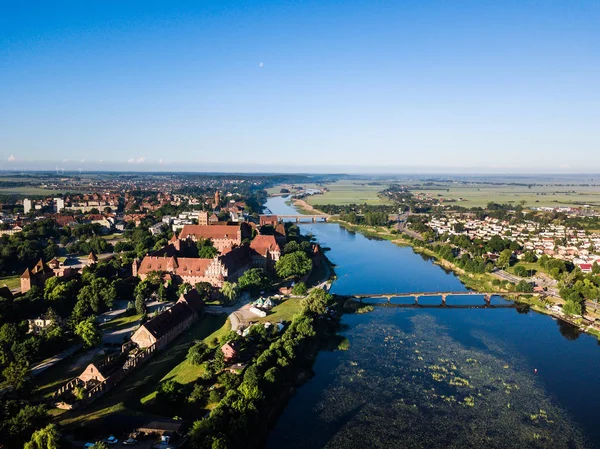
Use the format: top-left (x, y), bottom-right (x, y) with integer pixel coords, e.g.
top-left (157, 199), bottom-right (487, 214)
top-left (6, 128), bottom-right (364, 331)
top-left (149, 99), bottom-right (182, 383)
top-left (338, 291), bottom-right (544, 307)
top-left (277, 214), bottom-right (331, 222)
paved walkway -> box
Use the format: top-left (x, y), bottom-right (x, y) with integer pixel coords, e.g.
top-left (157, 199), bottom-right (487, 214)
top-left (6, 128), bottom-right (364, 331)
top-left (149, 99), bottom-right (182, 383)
top-left (30, 344), bottom-right (82, 377)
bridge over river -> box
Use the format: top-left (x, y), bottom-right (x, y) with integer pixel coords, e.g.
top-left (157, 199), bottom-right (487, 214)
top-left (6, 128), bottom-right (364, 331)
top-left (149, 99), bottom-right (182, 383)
top-left (336, 291), bottom-right (545, 307)
top-left (277, 214), bottom-right (331, 222)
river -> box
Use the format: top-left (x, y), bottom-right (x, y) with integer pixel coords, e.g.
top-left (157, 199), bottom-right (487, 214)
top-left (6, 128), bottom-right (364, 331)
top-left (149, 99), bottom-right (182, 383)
top-left (264, 196), bottom-right (600, 449)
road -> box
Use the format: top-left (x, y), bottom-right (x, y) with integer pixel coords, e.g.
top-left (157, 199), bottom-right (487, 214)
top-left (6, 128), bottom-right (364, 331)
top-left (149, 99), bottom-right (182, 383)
top-left (30, 344), bottom-right (82, 377)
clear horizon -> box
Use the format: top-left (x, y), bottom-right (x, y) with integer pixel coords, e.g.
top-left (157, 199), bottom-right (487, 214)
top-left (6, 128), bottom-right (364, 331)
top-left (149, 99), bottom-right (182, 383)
top-left (1, 1), bottom-right (599, 170)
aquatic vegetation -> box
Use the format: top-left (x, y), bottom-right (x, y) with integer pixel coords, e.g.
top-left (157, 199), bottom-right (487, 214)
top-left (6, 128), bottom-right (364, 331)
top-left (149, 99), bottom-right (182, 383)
top-left (268, 311), bottom-right (588, 449)
top-left (337, 338), bottom-right (350, 351)
top-left (356, 305), bottom-right (374, 314)
top-left (449, 377), bottom-right (470, 387)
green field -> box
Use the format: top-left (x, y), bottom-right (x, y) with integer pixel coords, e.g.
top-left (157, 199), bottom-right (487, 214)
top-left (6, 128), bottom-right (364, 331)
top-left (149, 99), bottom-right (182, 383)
top-left (411, 184), bottom-right (600, 208)
top-left (0, 275), bottom-right (20, 291)
top-left (0, 187), bottom-right (67, 196)
top-left (99, 313), bottom-right (142, 333)
top-left (306, 180), bottom-right (391, 206)
top-left (256, 298), bottom-right (303, 324)
top-left (59, 313), bottom-right (227, 427)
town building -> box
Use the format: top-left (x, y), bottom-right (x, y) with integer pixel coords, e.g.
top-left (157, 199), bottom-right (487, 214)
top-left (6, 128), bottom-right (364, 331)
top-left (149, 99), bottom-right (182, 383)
top-left (23, 198), bottom-right (32, 214)
top-left (130, 290), bottom-right (205, 350)
top-left (260, 215), bottom-right (279, 227)
top-left (221, 341), bottom-right (239, 362)
top-left (135, 245), bottom-right (250, 287)
top-left (21, 259), bottom-right (54, 293)
top-left (178, 223), bottom-right (249, 252)
top-left (249, 235), bottom-right (282, 270)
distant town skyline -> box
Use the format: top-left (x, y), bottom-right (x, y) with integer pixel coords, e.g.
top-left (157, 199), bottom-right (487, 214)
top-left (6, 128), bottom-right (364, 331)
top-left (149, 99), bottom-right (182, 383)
top-left (1, 1), bottom-right (599, 170)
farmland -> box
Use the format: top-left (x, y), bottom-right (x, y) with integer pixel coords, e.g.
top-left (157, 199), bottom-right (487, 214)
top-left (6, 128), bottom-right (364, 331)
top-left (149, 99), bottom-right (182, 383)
top-left (305, 180), bottom-right (391, 206)
top-left (409, 183), bottom-right (600, 208)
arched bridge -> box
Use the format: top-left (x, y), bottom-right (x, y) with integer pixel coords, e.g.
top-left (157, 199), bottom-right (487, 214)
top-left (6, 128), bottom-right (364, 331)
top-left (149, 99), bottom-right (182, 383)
top-left (338, 291), bottom-right (544, 307)
top-left (277, 214), bottom-right (330, 222)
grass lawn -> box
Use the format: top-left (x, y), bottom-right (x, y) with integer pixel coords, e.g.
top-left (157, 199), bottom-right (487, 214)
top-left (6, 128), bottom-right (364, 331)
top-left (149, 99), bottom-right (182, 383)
top-left (59, 313), bottom-right (227, 427)
top-left (99, 313), bottom-right (142, 333)
top-left (100, 233), bottom-right (125, 240)
top-left (141, 317), bottom-right (232, 403)
top-left (257, 298), bottom-right (303, 324)
top-left (507, 261), bottom-right (548, 277)
top-left (0, 275), bottom-right (20, 290)
top-left (306, 180), bottom-right (391, 206)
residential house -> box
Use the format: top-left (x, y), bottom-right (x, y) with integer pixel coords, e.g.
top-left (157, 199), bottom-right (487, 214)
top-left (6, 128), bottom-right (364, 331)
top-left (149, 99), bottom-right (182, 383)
top-left (221, 341), bottom-right (239, 362)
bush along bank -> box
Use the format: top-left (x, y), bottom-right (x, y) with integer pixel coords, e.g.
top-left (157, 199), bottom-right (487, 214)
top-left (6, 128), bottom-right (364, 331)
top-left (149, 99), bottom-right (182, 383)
top-left (189, 289), bottom-right (340, 449)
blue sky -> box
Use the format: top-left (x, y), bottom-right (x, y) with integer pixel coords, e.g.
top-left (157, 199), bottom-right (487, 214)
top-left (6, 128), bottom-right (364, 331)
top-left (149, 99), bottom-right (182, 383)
top-left (1, 0), bottom-right (599, 173)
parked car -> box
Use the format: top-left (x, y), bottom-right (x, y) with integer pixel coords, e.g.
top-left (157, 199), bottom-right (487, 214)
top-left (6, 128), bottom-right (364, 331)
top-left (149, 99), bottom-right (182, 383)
top-left (123, 438), bottom-right (138, 446)
top-left (104, 436), bottom-right (119, 445)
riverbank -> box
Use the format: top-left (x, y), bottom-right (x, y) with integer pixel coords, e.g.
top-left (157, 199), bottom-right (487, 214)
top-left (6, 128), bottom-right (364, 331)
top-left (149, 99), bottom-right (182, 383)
top-left (287, 198), bottom-right (327, 215)
top-left (328, 218), bottom-right (600, 340)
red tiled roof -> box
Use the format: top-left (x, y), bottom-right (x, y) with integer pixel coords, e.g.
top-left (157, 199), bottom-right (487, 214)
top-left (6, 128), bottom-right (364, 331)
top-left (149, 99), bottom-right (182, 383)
top-left (179, 224), bottom-right (240, 241)
top-left (250, 235), bottom-right (281, 256)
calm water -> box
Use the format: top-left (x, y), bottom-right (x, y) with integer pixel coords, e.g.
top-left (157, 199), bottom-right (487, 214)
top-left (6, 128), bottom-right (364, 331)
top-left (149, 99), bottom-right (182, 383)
top-left (264, 198), bottom-right (600, 449)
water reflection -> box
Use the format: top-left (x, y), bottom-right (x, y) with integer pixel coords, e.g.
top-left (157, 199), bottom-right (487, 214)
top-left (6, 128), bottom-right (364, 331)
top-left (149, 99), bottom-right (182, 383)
top-left (557, 319), bottom-right (582, 341)
top-left (264, 197), bottom-right (600, 448)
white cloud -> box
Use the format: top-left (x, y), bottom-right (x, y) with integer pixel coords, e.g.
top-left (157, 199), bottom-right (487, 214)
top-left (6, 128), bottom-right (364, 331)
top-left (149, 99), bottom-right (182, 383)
top-left (128, 156), bottom-right (146, 164)
top-left (159, 158), bottom-right (164, 164)
top-left (7, 155), bottom-right (16, 161)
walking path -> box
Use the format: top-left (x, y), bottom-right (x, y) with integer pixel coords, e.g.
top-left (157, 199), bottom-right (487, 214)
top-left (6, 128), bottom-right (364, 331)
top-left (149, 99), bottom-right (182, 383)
top-left (30, 344), bottom-right (82, 377)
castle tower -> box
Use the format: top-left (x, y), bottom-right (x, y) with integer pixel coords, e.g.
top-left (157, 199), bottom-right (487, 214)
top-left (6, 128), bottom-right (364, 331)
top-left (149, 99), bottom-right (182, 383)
top-left (214, 190), bottom-right (220, 208)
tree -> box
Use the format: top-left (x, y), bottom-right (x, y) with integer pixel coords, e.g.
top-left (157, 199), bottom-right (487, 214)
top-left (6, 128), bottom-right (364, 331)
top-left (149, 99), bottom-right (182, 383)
top-left (195, 282), bottom-right (213, 299)
top-left (157, 283), bottom-right (167, 302)
top-left (2, 359), bottom-right (29, 390)
top-left (76, 277), bottom-right (116, 315)
top-left (187, 341), bottom-right (211, 365)
top-left (177, 282), bottom-right (192, 297)
top-left (135, 295), bottom-right (146, 315)
top-left (283, 241), bottom-right (301, 255)
top-left (301, 288), bottom-right (332, 316)
top-left (24, 424), bottom-right (61, 449)
top-left (275, 251), bottom-right (312, 279)
top-left (291, 282), bottom-right (308, 296)
top-left (563, 300), bottom-right (582, 316)
top-left (74, 317), bottom-right (101, 348)
top-left (513, 265), bottom-right (529, 277)
top-left (197, 238), bottom-right (218, 258)
top-left (497, 249), bottom-right (513, 269)
top-left (237, 268), bottom-right (268, 293)
top-left (221, 282), bottom-right (239, 305)
top-left (516, 280), bottom-right (533, 293)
